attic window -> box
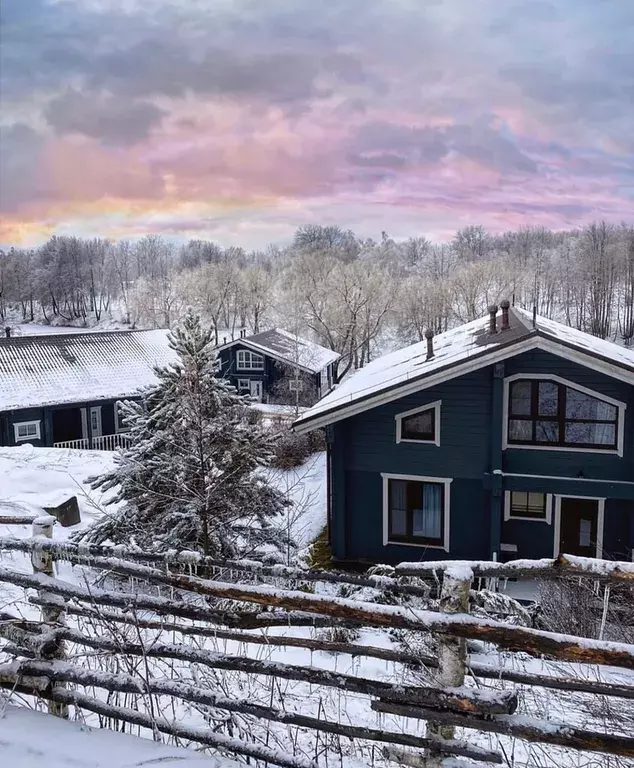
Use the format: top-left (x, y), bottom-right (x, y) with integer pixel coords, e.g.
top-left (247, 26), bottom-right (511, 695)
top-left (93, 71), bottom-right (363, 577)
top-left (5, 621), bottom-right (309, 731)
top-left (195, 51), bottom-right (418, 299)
top-left (14, 421), bottom-right (41, 442)
top-left (237, 350), bottom-right (264, 370)
top-left (505, 376), bottom-right (624, 454)
top-left (395, 401), bottom-right (441, 446)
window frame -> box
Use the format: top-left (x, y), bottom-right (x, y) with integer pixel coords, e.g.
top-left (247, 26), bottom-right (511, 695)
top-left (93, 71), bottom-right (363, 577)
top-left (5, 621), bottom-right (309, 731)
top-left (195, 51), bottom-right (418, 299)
top-left (237, 378), bottom-right (251, 391)
top-left (14, 420), bottom-right (41, 442)
top-left (503, 374), bottom-right (625, 457)
top-left (236, 349), bottom-right (264, 371)
top-left (381, 473), bottom-right (452, 551)
top-left (395, 400), bottom-right (441, 446)
top-left (289, 379), bottom-right (304, 392)
top-left (503, 490), bottom-right (553, 524)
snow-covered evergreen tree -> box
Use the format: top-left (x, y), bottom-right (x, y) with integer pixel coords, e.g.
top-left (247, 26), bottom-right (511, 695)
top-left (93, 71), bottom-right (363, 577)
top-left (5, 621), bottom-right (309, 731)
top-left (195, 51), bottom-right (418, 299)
top-left (75, 311), bottom-right (290, 559)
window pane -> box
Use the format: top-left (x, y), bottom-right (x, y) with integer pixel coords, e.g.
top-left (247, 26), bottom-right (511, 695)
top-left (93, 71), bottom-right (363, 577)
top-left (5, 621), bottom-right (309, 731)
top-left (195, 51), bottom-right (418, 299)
top-left (579, 519), bottom-right (592, 548)
top-left (389, 480), bottom-right (408, 536)
top-left (413, 483), bottom-right (442, 539)
top-left (565, 388), bottom-right (616, 421)
top-left (527, 493), bottom-right (546, 516)
top-left (510, 491), bottom-right (528, 510)
top-left (565, 422), bottom-right (616, 446)
top-left (509, 420), bottom-right (533, 441)
top-left (510, 381), bottom-right (532, 415)
top-left (536, 421), bottom-right (559, 442)
top-left (538, 382), bottom-right (558, 416)
top-left (402, 410), bottom-right (434, 440)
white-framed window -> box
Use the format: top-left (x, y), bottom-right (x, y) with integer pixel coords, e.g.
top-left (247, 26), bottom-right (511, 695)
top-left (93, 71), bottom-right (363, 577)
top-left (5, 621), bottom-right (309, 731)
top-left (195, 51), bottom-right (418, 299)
top-left (289, 379), bottom-right (304, 392)
top-left (237, 378), bottom-right (250, 391)
top-left (236, 350), bottom-right (264, 370)
top-left (382, 473), bottom-right (451, 551)
top-left (114, 401), bottom-right (130, 433)
top-left (395, 401), bottom-right (441, 446)
top-left (14, 420), bottom-right (41, 442)
top-left (503, 374), bottom-right (626, 457)
top-left (504, 490), bottom-right (553, 523)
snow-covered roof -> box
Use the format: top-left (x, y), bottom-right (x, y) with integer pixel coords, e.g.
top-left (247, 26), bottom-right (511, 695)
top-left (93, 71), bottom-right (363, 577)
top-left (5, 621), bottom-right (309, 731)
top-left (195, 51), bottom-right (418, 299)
top-left (0, 329), bottom-right (177, 411)
top-left (218, 328), bottom-right (340, 373)
top-left (294, 307), bottom-right (634, 432)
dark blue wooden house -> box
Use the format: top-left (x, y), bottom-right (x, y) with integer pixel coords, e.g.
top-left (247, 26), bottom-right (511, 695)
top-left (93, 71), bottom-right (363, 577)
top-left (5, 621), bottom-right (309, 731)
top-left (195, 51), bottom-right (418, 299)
top-left (294, 303), bottom-right (634, 563)
top-left (0, 330), bottom-right (176, 450)
top-left (216, 329), bottom-right (340, 406)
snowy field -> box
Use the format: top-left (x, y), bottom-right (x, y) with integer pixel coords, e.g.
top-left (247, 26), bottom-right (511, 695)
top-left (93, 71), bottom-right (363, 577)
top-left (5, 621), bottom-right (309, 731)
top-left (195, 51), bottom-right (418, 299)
top-left (0, 704), bottom-right (240, 768)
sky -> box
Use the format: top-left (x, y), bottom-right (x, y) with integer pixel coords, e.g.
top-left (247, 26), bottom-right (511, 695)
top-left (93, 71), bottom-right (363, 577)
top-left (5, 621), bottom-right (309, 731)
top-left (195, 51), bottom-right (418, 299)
top-left (1, 0), bottom-right (633, 249)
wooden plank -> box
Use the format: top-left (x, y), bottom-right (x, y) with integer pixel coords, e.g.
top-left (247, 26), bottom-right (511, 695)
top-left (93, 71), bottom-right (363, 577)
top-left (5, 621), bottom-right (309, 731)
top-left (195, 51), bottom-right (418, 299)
top-left (372, 701), bottom-right (634, 758)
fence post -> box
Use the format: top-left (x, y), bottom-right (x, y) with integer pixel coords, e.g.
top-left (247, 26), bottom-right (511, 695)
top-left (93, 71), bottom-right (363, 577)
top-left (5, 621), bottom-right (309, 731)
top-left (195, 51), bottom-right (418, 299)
top-left (425, 565), bottom-right (473, 767)
top-left (32, 515), bottom-right (69, 719)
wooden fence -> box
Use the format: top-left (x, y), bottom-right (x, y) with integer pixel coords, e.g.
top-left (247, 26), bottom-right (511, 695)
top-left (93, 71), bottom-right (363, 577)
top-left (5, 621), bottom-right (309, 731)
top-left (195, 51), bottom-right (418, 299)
top-left (0, 517), bottom-right (633, 767)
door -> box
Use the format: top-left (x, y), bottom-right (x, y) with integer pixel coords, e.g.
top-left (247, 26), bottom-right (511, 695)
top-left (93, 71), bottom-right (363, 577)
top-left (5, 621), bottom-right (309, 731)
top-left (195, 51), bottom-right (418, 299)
top-left (558, 498), bottom-right (600, 558)
top-left (90, 406), bottom-right (103, 438)
top-left (249, 380), bottom-right (263, 401)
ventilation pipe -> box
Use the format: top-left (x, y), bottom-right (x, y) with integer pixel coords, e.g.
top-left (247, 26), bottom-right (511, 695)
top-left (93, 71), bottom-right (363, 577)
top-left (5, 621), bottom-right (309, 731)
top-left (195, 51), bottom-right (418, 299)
top-left (4, 327), bottom-right (10, 338)
top-left (488, 304), bottom-right (499, 335)
top-left (425, 328), bottom-right (434, 360)
top-left (500, 299), bottom-right (510, 331)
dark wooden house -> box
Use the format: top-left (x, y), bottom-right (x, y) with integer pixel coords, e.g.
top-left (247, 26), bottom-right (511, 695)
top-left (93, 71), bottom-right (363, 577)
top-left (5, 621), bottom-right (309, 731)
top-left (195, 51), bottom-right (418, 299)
top-left (294, 304), bottom-right (634, 564)
top-left (0, 330), bottom-right (176, 450)
top-left (216, 329), bottom-right (340, 405)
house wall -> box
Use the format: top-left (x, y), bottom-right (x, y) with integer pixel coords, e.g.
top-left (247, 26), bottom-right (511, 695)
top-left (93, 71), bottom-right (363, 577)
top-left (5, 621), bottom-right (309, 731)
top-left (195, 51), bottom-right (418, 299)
top-left (329, 349), bottom-right (634, 564)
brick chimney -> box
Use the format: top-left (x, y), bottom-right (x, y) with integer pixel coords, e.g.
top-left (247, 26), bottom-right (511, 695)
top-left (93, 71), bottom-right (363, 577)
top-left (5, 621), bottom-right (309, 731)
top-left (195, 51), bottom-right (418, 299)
top-left (488, 304), bottom-right (499, 335)
top-left (425, 328), bottom-right (434, 360)
top-left (500, 299), bottom-right (510, 331)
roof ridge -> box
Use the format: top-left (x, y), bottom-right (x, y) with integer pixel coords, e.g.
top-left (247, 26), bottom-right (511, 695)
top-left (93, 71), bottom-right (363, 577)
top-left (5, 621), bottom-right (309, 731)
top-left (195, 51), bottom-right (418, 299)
top-left (0, 328), bottom-right (165, 343)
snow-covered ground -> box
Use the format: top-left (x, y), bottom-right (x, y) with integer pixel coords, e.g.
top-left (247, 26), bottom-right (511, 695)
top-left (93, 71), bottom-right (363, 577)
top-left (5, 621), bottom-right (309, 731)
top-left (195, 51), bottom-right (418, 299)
top-left (0, 704), bottom-right (240, 768)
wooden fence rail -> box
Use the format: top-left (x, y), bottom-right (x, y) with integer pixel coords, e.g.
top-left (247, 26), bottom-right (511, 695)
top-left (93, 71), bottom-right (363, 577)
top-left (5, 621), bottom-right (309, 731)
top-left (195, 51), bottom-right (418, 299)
top-left (1, 529), bottom-right (633, 768)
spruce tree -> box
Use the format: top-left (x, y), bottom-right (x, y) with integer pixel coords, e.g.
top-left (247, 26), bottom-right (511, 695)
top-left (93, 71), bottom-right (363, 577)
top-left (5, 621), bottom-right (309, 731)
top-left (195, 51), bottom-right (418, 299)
top-left (76, 311), bottom-right (290, 559)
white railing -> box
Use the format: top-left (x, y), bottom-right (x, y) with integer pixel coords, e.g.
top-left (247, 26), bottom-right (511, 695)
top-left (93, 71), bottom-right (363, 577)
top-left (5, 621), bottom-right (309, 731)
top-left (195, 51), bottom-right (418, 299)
top-left (90, 433), bottom-right (132, 451)
top-left (53, 434), bottom-right (132, 451)
top-left (53, 438), bottom-right (90, 450)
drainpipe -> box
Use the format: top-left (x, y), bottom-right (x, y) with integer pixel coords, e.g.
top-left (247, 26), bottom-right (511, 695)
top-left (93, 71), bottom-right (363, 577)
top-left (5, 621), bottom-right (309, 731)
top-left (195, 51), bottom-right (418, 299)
top-left (489, 361), bottom-right (505, 560)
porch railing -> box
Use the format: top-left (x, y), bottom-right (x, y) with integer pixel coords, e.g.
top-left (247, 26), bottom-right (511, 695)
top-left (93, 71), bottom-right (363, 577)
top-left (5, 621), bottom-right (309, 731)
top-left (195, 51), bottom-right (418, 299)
top-left (53, 434), bottom-right (131, 451)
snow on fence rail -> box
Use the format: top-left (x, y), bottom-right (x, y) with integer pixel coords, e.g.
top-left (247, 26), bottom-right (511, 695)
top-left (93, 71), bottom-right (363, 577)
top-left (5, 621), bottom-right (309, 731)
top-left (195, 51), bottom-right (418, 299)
top-left (1, 525), bottom-right (633, 767)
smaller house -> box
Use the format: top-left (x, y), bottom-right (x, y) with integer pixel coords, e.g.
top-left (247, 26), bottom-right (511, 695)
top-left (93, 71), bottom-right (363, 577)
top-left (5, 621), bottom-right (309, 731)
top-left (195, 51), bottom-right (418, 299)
top-left (216, 329), bottom-right (340, 405)
top-left (0, 330), bottom-right (176, 449)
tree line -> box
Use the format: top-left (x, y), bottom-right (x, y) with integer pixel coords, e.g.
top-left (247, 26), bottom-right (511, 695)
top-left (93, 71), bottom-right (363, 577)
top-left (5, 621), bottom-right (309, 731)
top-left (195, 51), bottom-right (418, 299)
top-left (1, 221), bottom-right (633, 381)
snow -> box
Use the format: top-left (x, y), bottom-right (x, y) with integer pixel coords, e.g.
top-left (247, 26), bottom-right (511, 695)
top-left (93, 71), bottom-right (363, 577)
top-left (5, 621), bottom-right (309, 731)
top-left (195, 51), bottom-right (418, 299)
top-left (0, 329), bottom-right (177, 410)
top-left (0, 704), bottom-right (240, 768)
top-left (294, 306), bottom-right (634, 430)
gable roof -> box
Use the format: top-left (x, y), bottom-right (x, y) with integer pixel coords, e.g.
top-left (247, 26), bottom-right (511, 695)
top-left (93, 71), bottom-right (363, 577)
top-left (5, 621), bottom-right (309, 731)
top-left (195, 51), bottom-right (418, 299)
top-left (293, 307), bottom-right (634, 433)
top-left (218, 328), bottom-right (340, 374)
top-left (0, 330), bottom-right (177, 411)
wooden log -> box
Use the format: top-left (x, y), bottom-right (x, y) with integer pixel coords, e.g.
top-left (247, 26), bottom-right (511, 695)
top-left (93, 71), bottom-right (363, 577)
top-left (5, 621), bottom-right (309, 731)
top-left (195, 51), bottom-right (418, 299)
top-left (0, 516), bottom-right (38, 525)
top-left (395, 554), bottom-right (634, 584)
top-left (426, 567), bottom-right (472, 766)
top-left (0, 661), bottom-right (503, 764)
top-left (31, 516), bottom-right (68, 719)
top-left (31, 600), bottom-right (440, 665)
top-left (372, 700), bottom-right (634, 758)
top-left (0, 536), bottom-right (430, 597)
top-left (2, 565), bottom-right (633, 669)
top-left (21, 602), bottom-right (634, 701)
top-left (23, 628), bottom-right (517, 716)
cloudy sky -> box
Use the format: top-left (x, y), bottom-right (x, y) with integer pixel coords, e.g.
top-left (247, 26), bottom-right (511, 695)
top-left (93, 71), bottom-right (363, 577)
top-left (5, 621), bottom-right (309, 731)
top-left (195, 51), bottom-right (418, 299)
top-left (1, 0), bottom-right (633, 248)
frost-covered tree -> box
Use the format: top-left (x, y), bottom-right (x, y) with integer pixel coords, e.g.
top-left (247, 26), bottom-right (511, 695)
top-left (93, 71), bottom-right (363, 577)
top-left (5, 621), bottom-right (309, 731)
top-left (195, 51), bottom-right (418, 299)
top-left (75, 311), bottom-right (290, 559)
